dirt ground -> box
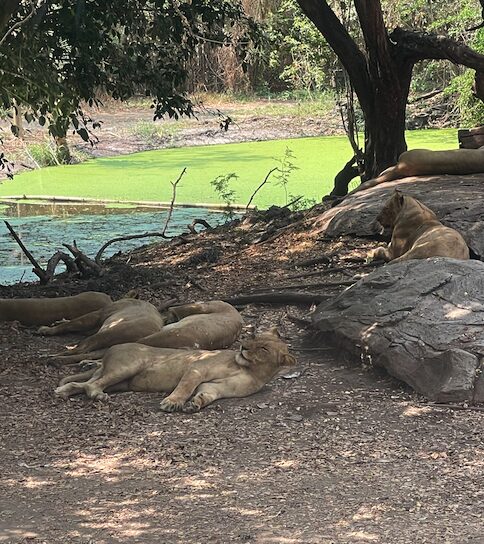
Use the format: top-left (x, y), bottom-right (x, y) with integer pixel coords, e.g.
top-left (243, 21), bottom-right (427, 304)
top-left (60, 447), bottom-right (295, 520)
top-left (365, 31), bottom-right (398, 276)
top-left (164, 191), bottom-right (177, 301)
top-left (1, 208), bottom-right (484, 544)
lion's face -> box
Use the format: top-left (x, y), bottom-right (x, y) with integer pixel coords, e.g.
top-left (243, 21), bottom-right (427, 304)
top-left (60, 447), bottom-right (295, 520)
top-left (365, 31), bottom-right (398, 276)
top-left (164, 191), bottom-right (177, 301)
top-left (235, 329), bottom-right (296, 368)
top-left (376, 190), bottom-right (405, 228)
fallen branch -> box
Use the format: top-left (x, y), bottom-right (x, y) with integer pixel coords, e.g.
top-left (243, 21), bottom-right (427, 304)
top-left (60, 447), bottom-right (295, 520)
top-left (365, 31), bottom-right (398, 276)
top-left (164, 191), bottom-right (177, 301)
top-left (426, 403), bottom-right (484, 413)
top-left (162, 167), bottom-right (187, 236)
top-left (4, 220), bottom-right (48, 283)
top-left (224, 292), bottom-right (330, 305)
top-left (45, 251), bottom-right (79, 282)
top-left (187, 218), bottom-right (213, 235)
top-left (288, 261), bottom-right (379, 280)
top-left (64, 242), bottom-right (104, 277)
top-left (267, 279), bottom-right (357, 291)
top-left (292, 255), bottom-right (332, 268)
top-left (95, 231), bottom-right (170, 264)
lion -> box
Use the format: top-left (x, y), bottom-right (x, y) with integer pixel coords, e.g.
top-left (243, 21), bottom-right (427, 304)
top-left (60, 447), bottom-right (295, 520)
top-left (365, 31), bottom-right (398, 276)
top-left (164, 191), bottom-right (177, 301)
top-left (348, 147), bottom-right (484, 196)
top-left (54, 328), bottom-right (296, 412)
top-left (370, 190), bottom-right (470, 263)
top-left (40, 300), bottom-right (244, 364)
top-left (0, 291), bottom-right (112, 326)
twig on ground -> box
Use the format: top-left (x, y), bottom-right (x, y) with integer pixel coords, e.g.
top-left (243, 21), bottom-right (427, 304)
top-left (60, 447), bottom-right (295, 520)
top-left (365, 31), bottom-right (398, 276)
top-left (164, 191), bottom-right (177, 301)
top-left (288, 262), bottom-right (379, 280)
top-left (4, 220), bottom-right (48, 283)
top-left (292, 255), bottom-right (333, 268)
top-left (426, 403), bottom-right (484, 413)
top-left (162, 167), bottom-right (187, 237)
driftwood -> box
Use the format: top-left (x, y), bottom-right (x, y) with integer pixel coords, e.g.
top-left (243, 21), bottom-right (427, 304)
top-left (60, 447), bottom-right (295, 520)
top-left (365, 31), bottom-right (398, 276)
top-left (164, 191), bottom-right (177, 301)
top-left (224, 292), bottom-right (329, 306)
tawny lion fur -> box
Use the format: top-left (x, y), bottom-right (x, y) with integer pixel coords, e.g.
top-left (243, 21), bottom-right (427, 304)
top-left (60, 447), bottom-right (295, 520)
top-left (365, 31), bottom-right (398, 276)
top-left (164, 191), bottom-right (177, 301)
top-left (39, 299), bottom-right (244, 363)
top-left (0, 292), bottom-right (112, 326)
top-left (370, 190), bottom-right (470, 263)
top-left (54, 329), bottom-right (296, 412)
top-left (350, 147), bottom-right (484, 195)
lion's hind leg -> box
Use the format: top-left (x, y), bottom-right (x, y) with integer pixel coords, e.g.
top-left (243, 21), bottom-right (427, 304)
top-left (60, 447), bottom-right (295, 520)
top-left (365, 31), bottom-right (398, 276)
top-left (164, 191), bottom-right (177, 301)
top-left (55, 366), bottom-right (103, 398)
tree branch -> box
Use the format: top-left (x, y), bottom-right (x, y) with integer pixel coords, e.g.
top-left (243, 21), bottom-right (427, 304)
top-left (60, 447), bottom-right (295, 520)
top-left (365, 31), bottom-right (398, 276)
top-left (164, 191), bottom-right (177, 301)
top-left (295, 0), bottom-right (370, 106)
top-left (390, 27), bottom-right (484, 71)
top-left (162, 167), bottom-right (187, 237)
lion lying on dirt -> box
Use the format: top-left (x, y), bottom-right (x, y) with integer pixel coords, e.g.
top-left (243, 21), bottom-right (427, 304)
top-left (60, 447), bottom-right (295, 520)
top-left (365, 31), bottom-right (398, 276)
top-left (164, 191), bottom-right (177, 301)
top-left (370, 190), bottom-right (470, 263)
top-left (39, 299), bottom-right (244, 363)
top-left (0, 291), bottom-right (112, 326)
top-left (348, 148), bottom-right (484, 196)
top-left (54, 328), bottom-right (296, 412)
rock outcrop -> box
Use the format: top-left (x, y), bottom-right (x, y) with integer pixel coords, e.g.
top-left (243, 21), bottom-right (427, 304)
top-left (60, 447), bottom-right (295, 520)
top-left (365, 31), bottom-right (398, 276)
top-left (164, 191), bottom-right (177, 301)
top-left (312, 258), bottom-right (484, 402)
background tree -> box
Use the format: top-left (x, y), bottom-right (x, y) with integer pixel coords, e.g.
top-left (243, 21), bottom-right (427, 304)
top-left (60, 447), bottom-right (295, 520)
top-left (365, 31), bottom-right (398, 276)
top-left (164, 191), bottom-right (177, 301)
top-left (294, 0), bottom-right (484, 181)
top-left (0, 0), bottom-right (253, 168)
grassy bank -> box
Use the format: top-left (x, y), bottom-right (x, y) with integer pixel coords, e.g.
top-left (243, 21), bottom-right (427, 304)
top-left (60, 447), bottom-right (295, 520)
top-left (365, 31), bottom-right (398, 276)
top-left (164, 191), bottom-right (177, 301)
top-left (0, 129), bottom-right (458, 209)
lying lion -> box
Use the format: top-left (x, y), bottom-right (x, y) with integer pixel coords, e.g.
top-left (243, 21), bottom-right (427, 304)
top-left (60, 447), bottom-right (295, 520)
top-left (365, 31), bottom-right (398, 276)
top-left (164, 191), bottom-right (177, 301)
top-left (0, 291), bottom-right (112, 326)
top-left (370, 190), bottom-right (470, 263)
top-left (348, 147), bottom-right (484, 196)
top-left (40, 299), bottom-right (244, 363)
top-left (54, 328), bottom-right (296, 412)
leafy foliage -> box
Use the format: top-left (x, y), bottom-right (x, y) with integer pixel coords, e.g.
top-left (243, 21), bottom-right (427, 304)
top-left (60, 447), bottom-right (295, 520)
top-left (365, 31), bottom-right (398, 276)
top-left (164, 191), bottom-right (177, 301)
top-left (0, 1), bottom-right (253, 147)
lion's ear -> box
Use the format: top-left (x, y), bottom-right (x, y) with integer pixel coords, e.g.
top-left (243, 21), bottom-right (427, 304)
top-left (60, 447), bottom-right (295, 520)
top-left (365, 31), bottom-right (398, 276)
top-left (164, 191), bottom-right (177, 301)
top-left (282, 353), bottom-right (296, 366)
top-left (267, 327), bottom-right (281, 338)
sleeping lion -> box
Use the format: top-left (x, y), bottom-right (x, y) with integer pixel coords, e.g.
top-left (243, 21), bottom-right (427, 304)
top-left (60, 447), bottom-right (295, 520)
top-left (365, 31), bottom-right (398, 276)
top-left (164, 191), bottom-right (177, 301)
top-left (54, 328), bottom-right (296, 412)
top-left (38, 299), bottom-right (244, 363)
top-left (370, 190), bottom-right (470, 263)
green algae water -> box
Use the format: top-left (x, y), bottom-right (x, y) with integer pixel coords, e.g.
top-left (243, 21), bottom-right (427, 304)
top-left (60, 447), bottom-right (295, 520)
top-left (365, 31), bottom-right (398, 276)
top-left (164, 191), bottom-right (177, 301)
top-left (0, 130), bottom-right (458, 209)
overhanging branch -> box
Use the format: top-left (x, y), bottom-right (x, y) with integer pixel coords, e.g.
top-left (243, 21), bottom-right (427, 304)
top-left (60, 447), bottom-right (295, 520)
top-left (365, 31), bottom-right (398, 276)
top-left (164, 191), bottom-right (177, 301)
top-left (390, 27), bottom-right (484, 72)
top-left (295, 0), bottom-right (370, 107)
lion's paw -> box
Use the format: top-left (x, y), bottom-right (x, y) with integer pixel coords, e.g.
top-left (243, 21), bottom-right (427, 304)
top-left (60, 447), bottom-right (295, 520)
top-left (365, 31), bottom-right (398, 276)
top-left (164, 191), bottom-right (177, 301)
top-left (182, 401), bottom-right (201, 413)
top-left (160, 397), bottom-right (184, 413)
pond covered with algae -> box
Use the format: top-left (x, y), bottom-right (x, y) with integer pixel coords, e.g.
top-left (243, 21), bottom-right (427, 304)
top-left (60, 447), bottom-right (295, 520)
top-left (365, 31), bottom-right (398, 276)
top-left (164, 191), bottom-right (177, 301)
top-left (0, 202), bottom-right (227, 285)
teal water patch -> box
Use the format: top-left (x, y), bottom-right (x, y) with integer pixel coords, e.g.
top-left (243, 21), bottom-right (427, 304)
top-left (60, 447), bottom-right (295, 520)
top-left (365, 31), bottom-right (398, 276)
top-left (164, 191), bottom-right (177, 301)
top-left (0, 206), bottom-right (227, 285)
top-left (0, 129), bottom-right (458, 209)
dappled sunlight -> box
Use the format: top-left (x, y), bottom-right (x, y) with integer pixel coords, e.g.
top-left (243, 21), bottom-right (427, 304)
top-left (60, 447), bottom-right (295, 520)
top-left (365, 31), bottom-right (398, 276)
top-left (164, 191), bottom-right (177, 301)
top-left (344, 530), bottom-right (380, 541)
top-left (401, 405), bottom-right (432, 417)
top-left (444, 306), bottom-right (472, 319)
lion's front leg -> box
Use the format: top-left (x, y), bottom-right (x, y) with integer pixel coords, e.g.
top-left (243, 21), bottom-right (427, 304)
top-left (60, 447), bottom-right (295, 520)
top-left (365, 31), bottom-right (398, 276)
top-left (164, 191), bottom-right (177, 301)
top-left (182, 384), bottom-right (223, 413)
top-left (159, 368), bottom-right (206, 413)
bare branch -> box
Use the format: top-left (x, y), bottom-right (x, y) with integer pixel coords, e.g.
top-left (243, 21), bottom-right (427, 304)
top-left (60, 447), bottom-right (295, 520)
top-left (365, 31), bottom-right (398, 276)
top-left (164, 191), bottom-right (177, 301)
top-left (4, 220), bottom-right (47, 283)
top-left (44, 251), bottom-right (79, 282)
top-left (245, 167), bottom-right (277, 212)
top-left (390, 27), bottom-right (484, 71)
top-left (162, 167), bottom-right (187, 237)
top-left (64, 242), bottom-right (103, 277)
top-left (95, 231), bottom-right (170, 264)
top-left (186, 219), bottom-right (213, 235)
top-left (0, 0), bottom-right (36, 47)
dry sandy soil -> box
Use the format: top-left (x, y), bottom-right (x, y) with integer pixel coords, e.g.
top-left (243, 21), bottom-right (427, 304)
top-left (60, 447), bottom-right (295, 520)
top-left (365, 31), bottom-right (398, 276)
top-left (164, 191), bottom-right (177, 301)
top-left (1, 207), bottom-right (483, 544)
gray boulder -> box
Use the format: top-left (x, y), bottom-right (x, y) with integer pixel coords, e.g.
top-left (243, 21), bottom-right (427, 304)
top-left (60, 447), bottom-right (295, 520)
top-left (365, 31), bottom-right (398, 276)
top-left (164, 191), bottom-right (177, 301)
top-left (311, 258), bottom-right (484, 402)
top-left (316, 175), bottom-right (484, 257)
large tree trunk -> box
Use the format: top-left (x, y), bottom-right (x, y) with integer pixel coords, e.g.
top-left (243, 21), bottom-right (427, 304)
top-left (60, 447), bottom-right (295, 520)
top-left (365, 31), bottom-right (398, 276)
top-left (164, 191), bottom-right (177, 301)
top-left (361, 61), bottom-right (413, 179)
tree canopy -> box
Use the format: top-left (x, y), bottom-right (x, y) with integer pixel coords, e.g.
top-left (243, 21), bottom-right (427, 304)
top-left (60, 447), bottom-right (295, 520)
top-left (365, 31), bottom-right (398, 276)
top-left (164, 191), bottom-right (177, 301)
top-left (0, 1), bottom-right (252, 158)
top-left (295, 0), bottom-right (484, 180)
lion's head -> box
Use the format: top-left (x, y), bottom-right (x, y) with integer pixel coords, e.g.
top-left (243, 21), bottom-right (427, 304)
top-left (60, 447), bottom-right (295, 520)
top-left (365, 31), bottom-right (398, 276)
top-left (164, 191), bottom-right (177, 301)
top-left (236, 328), bottom-right (296, 368)
top-left (376, 189), bottom-right (405, 228)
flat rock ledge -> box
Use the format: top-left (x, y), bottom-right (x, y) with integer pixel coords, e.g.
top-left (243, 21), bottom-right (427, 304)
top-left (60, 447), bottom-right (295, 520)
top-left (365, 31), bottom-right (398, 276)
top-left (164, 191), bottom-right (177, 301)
top-left (315, 175), bottom-right (484, 257)
top-left (311, 258), bottom-right (484, 403)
